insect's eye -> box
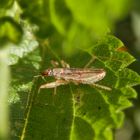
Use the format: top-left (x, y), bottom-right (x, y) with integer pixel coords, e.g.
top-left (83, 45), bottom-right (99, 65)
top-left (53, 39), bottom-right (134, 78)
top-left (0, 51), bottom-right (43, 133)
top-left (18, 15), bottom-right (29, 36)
top-left (41, 69), bottom-right (52, 76)
top-left (48, 70), bottom-right (53, 76)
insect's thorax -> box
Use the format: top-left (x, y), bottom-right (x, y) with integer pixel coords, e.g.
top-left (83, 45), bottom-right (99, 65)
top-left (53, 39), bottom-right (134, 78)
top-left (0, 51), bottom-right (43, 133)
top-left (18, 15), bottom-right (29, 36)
top-left (52, 68), bottom-right (70, 77)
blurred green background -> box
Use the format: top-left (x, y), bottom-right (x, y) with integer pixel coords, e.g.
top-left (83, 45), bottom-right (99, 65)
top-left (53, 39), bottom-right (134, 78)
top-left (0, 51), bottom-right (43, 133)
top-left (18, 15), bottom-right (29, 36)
top-left (115, 0), bottom-right (140, 139)
top-left (0, 0), bottom-right (140, 140)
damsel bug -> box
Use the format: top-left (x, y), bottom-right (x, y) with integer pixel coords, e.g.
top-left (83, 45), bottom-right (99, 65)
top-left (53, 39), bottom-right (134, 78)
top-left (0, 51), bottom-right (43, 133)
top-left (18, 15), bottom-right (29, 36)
top-left (39, 60), bottom-right (111, 91)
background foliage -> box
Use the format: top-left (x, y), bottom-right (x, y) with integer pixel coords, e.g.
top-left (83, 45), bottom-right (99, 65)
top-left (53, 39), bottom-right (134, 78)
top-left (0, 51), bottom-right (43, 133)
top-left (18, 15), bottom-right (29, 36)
top-left (0, 0), bottom-right (140, 140)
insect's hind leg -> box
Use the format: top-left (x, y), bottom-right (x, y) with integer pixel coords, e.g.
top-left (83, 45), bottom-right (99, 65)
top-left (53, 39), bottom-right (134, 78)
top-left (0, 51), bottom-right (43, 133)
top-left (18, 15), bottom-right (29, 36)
top-left (91, 83), bottom-right (111, 91)
top-left (84, 55), bottom-right (97, 68)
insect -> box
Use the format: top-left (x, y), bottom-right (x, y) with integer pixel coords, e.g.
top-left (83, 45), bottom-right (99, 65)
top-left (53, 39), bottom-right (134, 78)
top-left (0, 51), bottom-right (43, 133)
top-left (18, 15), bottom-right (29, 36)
top-left (39, 67), bottom-right (111, 91)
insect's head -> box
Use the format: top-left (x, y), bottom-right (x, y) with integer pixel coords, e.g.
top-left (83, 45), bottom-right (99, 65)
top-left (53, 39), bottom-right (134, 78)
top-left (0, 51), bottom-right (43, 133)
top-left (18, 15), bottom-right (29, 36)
top-left (41, 69), bottom-right (53, 76)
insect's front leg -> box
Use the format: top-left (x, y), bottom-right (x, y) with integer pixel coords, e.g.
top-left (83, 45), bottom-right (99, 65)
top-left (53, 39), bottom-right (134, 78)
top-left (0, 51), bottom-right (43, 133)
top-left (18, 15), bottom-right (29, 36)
top-left (60, 60), bottom-right (70, 68)
top-left (40, 79), bottom-right (69, 89)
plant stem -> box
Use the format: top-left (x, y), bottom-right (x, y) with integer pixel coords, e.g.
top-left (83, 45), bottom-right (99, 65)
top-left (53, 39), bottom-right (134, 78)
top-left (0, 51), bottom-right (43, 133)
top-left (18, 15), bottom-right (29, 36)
top-left (0, 48), bottom-right (10, 140)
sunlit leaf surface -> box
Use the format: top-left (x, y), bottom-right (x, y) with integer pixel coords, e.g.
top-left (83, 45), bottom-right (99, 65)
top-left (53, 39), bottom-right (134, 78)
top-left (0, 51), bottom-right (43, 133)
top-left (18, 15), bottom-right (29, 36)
top-left (10, 35), bottom-right (140, 140)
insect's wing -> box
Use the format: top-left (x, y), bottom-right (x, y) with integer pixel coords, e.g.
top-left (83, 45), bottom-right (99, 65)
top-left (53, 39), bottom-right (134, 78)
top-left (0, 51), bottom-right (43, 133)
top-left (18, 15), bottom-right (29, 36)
top-left (60, 68), bottom-right (106, 83)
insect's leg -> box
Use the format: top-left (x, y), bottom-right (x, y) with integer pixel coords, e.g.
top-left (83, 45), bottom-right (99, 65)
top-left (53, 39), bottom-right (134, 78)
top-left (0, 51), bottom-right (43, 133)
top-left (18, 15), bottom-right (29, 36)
top-left (60, 60), bottom-right (70, 68)
top-left (91, 83), bottom-right (112, 91)
top-left (84, 55), bottom-right (97, 68)
top-left (34, 75), bottom-right (41, 78)
top-left (51, 60), bottom-right (60, 67)
top-left (40, 79), bottom-right (68, 105)
top-left (40, 79), bottom-right (69, 89)
top-left (51, 59), bottom-right (70, 68)
top-left (34, 75), bottom-right (46, 82)
top-left (54, 87), bottom-right (57, 95)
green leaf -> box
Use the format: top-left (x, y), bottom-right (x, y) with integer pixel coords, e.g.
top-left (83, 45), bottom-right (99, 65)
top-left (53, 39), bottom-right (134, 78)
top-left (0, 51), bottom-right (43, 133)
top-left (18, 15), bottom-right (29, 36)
top-left (0, 17), bottom-right (23, 46)
top-left (8, 1), bottom-right (140, 140)
top-left (9, 35), bottom-right (140, 140)
top-left (8, 24), bottom-right (39, 65)
top-left (10, 49), bottom-right (41, 140)
top-left (18, 0), bottom-right (54, 38)
top-left (117, 68), bottom-right (140, 88)
top-left (90, 36), bottom-right (135, 71)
